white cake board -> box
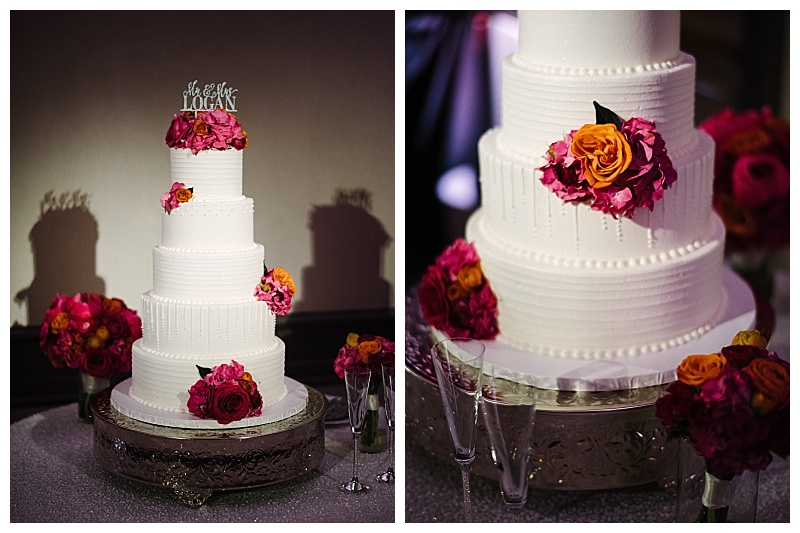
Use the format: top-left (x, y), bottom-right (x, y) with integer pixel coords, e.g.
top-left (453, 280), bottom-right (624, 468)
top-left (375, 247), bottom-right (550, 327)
top-left (111, 376), bottom-right (309, 430)
top-left (462, 267), bottom-right (756, 393)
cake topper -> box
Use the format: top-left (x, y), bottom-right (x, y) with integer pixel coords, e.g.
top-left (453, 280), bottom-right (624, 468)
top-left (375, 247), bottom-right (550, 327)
top-left (182, 80), bottom-right (238, 113)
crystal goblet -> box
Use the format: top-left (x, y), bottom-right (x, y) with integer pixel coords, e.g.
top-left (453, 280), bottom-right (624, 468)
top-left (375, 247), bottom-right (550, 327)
top-left (341, 366), bottom-right (371, 493)
top-left (431, 337), bottom-right (486, 522)
top-left (376, 362), bottom-right (395, 483)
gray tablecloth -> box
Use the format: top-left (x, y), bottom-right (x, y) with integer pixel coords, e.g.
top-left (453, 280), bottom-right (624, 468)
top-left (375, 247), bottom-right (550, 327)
top-left (405, 439), bottom-right (789, 522)
top-left (10, 402), bottom-right (395, 522)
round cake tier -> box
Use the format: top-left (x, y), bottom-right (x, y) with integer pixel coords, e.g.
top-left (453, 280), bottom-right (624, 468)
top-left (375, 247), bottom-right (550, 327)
top-left (152, 244), bottom-right (264, 300)
top-left (170, 148), bottom-right (243, 199)
top-left (139, 292), bottom-right (276, 355)
top-left (476, 128), bottom-right (715, 261)
top-left (499, 52), bottom-right (697, 156)
top-left (517, 11), bottom-right (680, 70)
top-left (130, 337), bottom-right (287, 415)
top-left (162, 196), bottom-right (254, 249)
top-left (466, 212), bottom-right (727, 358)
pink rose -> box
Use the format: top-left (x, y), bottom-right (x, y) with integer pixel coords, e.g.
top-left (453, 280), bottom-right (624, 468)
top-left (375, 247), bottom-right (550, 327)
top-left (731, 154), bottom-right (789, 210)
top-left (435, 239), bottom-right (479, 279)
top-left (208, 382), bottom-right (253, 424)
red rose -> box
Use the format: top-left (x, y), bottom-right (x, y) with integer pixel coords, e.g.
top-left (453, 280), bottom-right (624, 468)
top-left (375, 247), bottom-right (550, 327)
top-left (419, 266), bottom-right (450, 330)
top-left (81, 348), bottom-right (115, 379)
top-left (208, 382), bottom-right (252, 424)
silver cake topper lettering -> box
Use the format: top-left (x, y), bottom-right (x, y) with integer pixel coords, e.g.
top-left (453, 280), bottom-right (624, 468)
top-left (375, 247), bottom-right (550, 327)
top-left (181, 80), bottom-right (238, 112)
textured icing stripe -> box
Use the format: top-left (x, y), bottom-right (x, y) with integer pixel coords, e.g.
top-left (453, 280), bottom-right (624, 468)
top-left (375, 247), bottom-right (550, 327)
top-left (139, 291), bottom-right (276, 354)
top-left (169, 148), bottom-right (243, 199)
top-left (152, 244), bottom-right (263, 300)
top-left (161, 196), bottom-right (254, 249)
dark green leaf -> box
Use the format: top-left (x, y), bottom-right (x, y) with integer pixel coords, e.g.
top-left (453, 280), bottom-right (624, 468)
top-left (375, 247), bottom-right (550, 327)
top-left (593, 101), bottom-right (623, 130)
top-left (196, 365), bottom-right (212, 378)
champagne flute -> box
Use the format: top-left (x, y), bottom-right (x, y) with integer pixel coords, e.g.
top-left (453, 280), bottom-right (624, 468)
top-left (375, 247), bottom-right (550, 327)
top-left (376, 362), bottom-right (395, 483)
top-left (481, 373), bottom-right (538, 519)
top-left (431, 337), bottom-right (486, 522)
top-left (341, 366), bottom-right (371, 493)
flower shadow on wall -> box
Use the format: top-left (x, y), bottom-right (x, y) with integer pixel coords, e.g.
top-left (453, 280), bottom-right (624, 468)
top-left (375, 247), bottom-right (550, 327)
top-left (14, 191), bottom-right (106, 325)
top-left (292, 188), bottom-right (391, 312)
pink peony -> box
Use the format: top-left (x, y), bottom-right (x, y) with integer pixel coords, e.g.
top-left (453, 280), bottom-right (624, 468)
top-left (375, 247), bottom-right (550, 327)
top-left (165, 112), bottom-right (192, 148)
top-left (730, 154), bottom-right (789, 210)
top-left (161, 182), bottom-right (185, 214)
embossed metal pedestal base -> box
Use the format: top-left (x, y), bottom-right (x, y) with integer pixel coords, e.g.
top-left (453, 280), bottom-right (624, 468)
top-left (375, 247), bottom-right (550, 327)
top-left (406, 366), bottom-right (677, 491)
top-left (92, 385), bottom-right (327, 506)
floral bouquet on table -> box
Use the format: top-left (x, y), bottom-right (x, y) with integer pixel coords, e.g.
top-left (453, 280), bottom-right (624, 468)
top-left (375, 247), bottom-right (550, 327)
top-left (655, 330), bottom-right (789, 522)
top-left (187, 360), bottom-right (263, 425)
top-left (39, 293), bottom-right (142, 421)
top-left (699, 108), bottom-right (789, 299)
top-left (418, 238), bottom-right (499, 340)
top-left (334, 333), bottom-right (395, 452)
top-left (539, 101), bottom-right (677, 219)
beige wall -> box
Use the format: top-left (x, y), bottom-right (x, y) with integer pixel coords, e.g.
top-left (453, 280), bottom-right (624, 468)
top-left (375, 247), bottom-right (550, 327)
top-left (10, 11), bottom-right (395, 326)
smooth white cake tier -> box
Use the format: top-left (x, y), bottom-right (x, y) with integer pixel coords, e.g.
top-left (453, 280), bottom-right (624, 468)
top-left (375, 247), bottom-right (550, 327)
top-left (139, 292), bottom-right (276, 355)
top-left (162, 196), bottom-right (254, 249)
top-left (129, 337), bottom-right (287, 414)
top-left (152, 243), bottom-right (263, 300)
top-left (170, 148), bottom-right (243, 199)
top-left (500, 52), bottom-right (697, 156)
top-left (477, 128), bottom-right (715, 261)
top-left (517, 11), bottom-right (680, 70)
top-left (466, 212), bottom-right (726, 358)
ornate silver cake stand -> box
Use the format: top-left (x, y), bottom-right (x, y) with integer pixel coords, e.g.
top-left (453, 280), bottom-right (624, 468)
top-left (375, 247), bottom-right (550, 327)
top-left (92, 385), bottom-right (327, 507)
top-left (406, 267), bottom-right (765, 491)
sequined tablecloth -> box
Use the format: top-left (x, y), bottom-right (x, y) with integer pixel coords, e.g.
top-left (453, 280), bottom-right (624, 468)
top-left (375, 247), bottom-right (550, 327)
top-left (10, 402), bottom-right (395, 523)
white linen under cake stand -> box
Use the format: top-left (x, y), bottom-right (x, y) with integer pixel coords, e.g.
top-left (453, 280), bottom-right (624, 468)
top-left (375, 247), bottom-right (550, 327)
top-left (437, 267), bottom-right (757, 392)
top-left (111, 376), bottom-right (309, 429)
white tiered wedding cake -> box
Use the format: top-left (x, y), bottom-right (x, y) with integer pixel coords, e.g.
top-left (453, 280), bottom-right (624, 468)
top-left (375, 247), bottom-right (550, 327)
top-left (112, 82), bottom-right (307, 427)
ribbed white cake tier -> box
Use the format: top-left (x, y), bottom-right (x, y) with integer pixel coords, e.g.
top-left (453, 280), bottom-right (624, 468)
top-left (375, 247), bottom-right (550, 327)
top-left (130, 337), bottom-right (286, 414)
top-left (432, 268), bottom-right (755, 391)
top-left (162, 196), bottom-right (254, 249)
top-left (152, 244), bottom-right (263, 300)
top-left (466, 211), bottom-right (726, 358)
top-left (170, 148), bottom-right (243, 198)
top-left (139, 293), bottom-right (276, 355)
top-left (476, 129), bottom-right (715, 260)
top-left (499, 51), bottom-right (697, 158)
top-left (113, 375), bottom-right (306, 429)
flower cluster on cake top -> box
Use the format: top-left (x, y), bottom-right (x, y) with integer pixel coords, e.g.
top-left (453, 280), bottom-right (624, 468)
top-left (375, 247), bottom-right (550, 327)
top-left (165, 108), bottom-right (248, 154)
top-left (187, 360), bottom-right (263, 424)
top-left (419, 238), bottom-right (499, 340)
top-left (540, 101), bottom-right (677, 219)
top-left (254, 265), bottom-right (296, 316)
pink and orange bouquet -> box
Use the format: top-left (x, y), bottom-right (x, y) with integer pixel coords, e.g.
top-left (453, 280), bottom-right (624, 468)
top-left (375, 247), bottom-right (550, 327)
top-left (699, 107), bottom-right (789, 252)
top-left (165, 108), bottom-right (248, 154)
top-left (655, 330), bottom-right (789, 479)
top-left (254, 265), bottom-right (296, 316)
top-left (540, 101), bottom-right (677, 219)
top-left (161, 181), bottom-right (193, 214)
top-left (418, 238), bottom-right (499, 340)
top-left (333, 333), bottom-right (395, 379)
top-left (187, 360), bottom-right (263, 424)
top-left (39, 293), bottom-right (142, 380)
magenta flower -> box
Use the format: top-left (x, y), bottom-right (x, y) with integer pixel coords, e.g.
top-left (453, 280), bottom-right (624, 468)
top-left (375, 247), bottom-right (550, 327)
top-left (165, 112), bottom-right (192, 148)
top-left (187, 360), bottom-right (262, 424)
top-left (160, 182), bottom-right (185, 214)
top-left (165, 108), bottom-right (248, 154)
top-left (254, 267), bottom-right (296, 316)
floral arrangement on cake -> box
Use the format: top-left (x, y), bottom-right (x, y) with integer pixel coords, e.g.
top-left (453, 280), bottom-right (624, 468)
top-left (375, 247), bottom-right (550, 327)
top-left (161, 181), bottom-right (193, 214)
top-left (187, 360), bottom-right (263, 424)
top-left (254, 265), bottom-right (296, 316)
top-left (165, 108), bottom-right (248, 154)
top-left (698, 107), bottom-right (789, 253)
top-left (655, 329), bottom-right (789, 478)
top-left (418, 238), bottom-right (499, 340)
top-left (539, 101), bottom-right (677, 219)
top-left (333, 332), bottom-right (395, 378)
top-left (39, 293), bottom-right (142, 380)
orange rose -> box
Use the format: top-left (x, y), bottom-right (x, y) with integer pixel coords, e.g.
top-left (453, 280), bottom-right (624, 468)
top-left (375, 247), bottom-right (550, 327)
top-left (239, 372), bottom-right (255, 393)
top-left (677, 353), bottom-right (727, 386)
top-left (727, 129), bottom-right (770, 156)
top-left (357, 340), bottom-right (382, 361)
top-left (457, 263), bottom-right (484, 292)
top-left (175, 188), bottom-right (193, 203)
top-left (102, 297), bottom-right (123, 314)
top-left (715, 194), bottom-right (757, 238)
top-left (193, 119), bottom-right (210, 136)
top-left (51, 311), bottom-right (69, 332)
top-left (446, 282), bottom-right (468, 301)
top-left (87, 335), bottom-right (103, 350)
top-left (571, 123), bottom-right (632, 188)
top-left (747, 359), bottom-right (789, 414)
top-left (346, 332), bottom-right (359, 348)
top-left (272, 267), bottom-right (296, 296)
top-left (731, 330), bottom-right (768, 350)
top-left (95, 325), bottom-right (110, 341)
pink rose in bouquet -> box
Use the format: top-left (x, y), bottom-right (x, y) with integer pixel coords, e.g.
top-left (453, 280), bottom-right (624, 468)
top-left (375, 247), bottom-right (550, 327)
top-left (39, 293), bottom-right (142, 380)
top-left (254, 265), bottom-right (296, 316)
top-left (419, 239), bottom-right (499, 340)
top-left (187, 360), bottom-right (263, 424)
